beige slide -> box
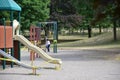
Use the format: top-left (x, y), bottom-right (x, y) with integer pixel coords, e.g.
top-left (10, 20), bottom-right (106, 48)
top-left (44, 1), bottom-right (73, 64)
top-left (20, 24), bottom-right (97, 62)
top-left (13, 35), bottom-right (62, 65)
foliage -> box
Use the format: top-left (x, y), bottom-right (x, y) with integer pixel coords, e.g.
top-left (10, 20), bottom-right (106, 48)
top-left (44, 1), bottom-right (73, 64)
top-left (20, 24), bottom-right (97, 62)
top-left (0, 11), bottom-right (10, 20)
top-left (71, 0), bottom-right (94, 27)
top-left (91, 0), bottom-right (120, 40)
top-left (50, 0), bottom-right (82, 29)
top-left (91, 0), bottom-right (120, 25)
top-left (14, 0), bottom-right (50, 31)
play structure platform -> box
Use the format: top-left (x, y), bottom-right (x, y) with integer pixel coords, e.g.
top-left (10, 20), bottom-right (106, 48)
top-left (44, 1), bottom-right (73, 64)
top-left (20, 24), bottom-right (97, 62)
top-left (0, 26), bottom-right (13, 48)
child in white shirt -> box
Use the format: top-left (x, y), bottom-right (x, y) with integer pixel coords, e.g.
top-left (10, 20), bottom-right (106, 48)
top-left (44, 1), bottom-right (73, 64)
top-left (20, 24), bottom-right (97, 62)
top-left (45, 39), bottom-right (50, 52)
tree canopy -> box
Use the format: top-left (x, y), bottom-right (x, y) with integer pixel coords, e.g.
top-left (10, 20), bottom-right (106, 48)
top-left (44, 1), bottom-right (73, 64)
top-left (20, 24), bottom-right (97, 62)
top-left (50, 0), bottom-right (82, 29)
top-left (91, 0), bottom-right (120, 25)
top-left (15, 0), bottom-right (50, 30)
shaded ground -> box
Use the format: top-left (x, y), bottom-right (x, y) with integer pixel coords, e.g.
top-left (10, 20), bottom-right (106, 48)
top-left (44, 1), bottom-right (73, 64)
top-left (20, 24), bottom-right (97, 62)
top-left (0, 48), bottom-right (120, 80)
top-left (57, 31), bottom-right (120, 47)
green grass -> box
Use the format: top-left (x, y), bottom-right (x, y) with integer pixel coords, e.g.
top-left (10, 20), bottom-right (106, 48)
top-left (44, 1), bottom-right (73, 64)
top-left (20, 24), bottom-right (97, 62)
top-left (57, 31), bottom-right (120, 49)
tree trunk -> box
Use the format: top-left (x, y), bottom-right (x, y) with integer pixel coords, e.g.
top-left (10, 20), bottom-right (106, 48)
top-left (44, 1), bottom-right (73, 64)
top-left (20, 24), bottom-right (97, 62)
top-left (88, 25), bottom-right (92, 38)
top-left (113, 19), bottom-right (117, 41)
top-left (99, 24), bottom-right (102, 34)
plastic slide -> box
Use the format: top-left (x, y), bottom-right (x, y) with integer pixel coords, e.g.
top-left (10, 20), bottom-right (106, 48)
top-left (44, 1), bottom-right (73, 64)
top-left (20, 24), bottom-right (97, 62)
top-left (13, 35), bottom-right (62, 65)
top-left (0, 49), bottom-right (40, 69)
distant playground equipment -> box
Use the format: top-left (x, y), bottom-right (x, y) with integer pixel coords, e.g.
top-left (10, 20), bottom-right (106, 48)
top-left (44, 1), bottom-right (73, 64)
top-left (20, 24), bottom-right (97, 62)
top-left (29, 25), bottom-right (41, 61)
top-left (0, 0), bottom-right (62, 75)
top-left (37, 22), bottom-right (58, 53)
top-left (29, 22), bottom-right (58, 61)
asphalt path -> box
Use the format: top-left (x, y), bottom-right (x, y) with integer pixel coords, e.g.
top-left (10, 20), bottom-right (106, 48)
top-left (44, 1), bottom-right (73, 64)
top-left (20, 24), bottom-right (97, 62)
top-left (0, 49), bottom-right (120, 80)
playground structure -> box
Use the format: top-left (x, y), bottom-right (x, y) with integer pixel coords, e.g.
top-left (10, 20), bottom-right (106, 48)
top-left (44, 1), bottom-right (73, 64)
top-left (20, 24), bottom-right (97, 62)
top-left (30, 25), bottom-right (41, 47)
top-left (28, 22), bottom-right (58, 60)
top-left (37, 22), bottom-right (58, 53)
top-left (29, 25), bottom-right (41, 60)
top-left (0, 0), bottom-right (21, 69)
top-left (0, 0), bottom-right (62, 75)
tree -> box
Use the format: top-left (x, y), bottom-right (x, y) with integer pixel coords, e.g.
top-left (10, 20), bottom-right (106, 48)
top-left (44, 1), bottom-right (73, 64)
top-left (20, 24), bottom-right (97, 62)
top-left (50, 0), bottom-right (82, 33)
top-left (15, 0), bottom-right (50, 31)
top-left (71, 0), bottom-right (94, 37)
top-left (92, 0), bottom-right (120, 40)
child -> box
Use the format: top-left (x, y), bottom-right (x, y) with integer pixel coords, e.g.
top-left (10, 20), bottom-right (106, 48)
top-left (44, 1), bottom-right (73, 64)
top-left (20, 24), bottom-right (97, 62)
top-left (45, 39), bottom-right (51, 52)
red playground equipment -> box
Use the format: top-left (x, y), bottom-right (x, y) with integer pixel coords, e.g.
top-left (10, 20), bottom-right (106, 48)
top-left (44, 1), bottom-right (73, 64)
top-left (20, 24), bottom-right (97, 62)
top-left (0, 0), bottom-right (21, 70)
top-left (0, 26), bottom-right (13, 48)
top-left (0, 25), bottom-right (13, 68)
top-left (0, 26), bottom-right (13, 51)
top-left (29, 25), bottom-right (41, 60)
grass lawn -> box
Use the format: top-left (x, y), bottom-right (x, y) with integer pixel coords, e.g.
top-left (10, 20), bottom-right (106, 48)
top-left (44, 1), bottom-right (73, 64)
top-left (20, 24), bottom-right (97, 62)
top-left (57, 31), bottom-right (120, 49)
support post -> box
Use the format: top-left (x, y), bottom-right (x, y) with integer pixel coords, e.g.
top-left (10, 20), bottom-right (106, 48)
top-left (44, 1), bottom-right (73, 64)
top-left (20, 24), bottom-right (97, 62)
top-left (53, 22), bottom-right (57, 53)
top-left (2, 18), bottom-right (6, 69)
top-left (10, 11), bottom-right (14, 68)
top-left (17, 12), bottom-right (21, 61)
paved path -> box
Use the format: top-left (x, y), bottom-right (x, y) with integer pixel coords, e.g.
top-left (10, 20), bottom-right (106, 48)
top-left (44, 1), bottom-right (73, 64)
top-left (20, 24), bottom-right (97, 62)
top-left (0, 49), bottom-right (120, 80)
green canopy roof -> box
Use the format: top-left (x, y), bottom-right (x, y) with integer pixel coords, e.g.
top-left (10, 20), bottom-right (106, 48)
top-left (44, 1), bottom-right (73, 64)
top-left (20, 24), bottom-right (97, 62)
top-left (0, 0), bottom-right (21, 11)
